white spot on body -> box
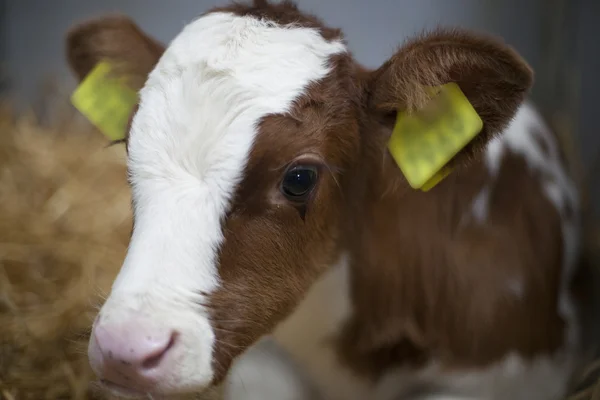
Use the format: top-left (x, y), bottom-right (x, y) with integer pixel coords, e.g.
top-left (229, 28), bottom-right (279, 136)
top-left (470, 184), bottom-right (491, 223)
top-left (485, 135), bottom-right (504, 177)
top-left (95, 10), bottom-right (347, 393)
top-left (376, 352), bottom-right (575, 400)
top-left (506, 277), bottom-right (525, 298)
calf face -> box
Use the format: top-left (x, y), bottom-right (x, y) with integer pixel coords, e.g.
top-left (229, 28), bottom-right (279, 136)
top-left (66, 1), bottom-right (532, 397)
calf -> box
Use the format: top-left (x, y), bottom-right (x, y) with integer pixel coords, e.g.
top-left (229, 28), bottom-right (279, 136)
top-left (66, 1), bottom-right (585, 399)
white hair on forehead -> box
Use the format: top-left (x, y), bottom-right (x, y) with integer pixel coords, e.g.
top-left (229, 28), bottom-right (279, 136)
top-left (129, 11), bottom-right (346, 180)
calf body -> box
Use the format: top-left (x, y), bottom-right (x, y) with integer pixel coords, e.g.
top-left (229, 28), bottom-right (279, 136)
top-left (66, 1), bottom-right (585, 399)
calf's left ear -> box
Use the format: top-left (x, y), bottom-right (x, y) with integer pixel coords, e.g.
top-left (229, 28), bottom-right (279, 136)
top-left (65, 15), bottom-right (163, 146)
top-left (366, 28), bottom-right (533, 164)
top-left (66, 15), bottom-right (164, 89)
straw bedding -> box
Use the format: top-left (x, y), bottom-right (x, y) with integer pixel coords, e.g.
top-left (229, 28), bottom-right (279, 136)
top-left (0, 99), bottom-right (130, 400)
top-left (0, 94), bottom-right (599, 400)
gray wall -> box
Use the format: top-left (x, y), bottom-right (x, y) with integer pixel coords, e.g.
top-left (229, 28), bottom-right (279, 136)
top-left (4, 0), bottom-right (545, 104)
top-left (576, 0), bottom-right (600, 205)
top-left (0, 0), bottom-right (7, 92)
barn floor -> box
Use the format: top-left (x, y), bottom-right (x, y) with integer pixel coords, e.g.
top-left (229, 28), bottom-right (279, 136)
top-left (1, 94), bottom-right (599, 400)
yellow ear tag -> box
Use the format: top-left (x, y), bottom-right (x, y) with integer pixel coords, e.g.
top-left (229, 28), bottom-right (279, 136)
top-left (387, 82), bottom-right (483, 192)
top-left (71, 61), bottom-right (138, 141)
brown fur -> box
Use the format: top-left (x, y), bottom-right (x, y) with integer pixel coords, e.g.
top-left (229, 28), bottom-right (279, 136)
top-left (210, 0), bottom-right (343, 41)
top-left (64, 0), bottom-right (582, 395)
top-left (336, 151), bottom-right (566, 379)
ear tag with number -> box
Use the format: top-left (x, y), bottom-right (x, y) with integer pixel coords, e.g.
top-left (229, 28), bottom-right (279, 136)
top-left (387, 82), bottom-right (483, 192)
top-left (71, 61), bottom-right (138, 141)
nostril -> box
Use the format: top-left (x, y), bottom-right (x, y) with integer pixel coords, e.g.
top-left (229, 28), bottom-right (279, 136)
top-left (141, 331), bottom-right (178, 370)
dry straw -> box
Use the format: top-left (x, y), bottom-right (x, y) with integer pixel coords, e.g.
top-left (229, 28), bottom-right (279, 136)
top-left (0, 92), bottom-right (131, 399)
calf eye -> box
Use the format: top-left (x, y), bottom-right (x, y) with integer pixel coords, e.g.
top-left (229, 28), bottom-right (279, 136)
top-left (281, 165), bottom-right (318, 201)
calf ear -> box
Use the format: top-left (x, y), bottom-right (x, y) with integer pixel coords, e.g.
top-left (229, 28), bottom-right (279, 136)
top-left (367, 28), bottom-right (533, 167)
top-left (65, 15), bottom-right (164, 91)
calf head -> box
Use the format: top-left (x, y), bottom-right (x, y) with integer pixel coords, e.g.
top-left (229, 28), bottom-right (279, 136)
top-left (66, 0), bottom-right (533, 397)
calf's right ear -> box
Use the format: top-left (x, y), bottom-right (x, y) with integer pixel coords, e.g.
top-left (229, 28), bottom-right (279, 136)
top-left (65, 15), bottom-right (164, 90)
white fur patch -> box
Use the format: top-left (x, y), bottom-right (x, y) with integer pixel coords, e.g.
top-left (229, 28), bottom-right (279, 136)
top-left (95, 10), bottom-right (346, 394)
top-left (376, 351), bottom-right (575, 400)
top-left (506, 277), bottom-right (525, 299)
top-left (485, 135), bottom-right (505, 178)
top-left (470, 184), bottom-right (491, 223)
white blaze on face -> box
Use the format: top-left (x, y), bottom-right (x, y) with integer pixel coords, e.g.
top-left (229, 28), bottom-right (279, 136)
top-left (98, 11), bottom-right (346, 391)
